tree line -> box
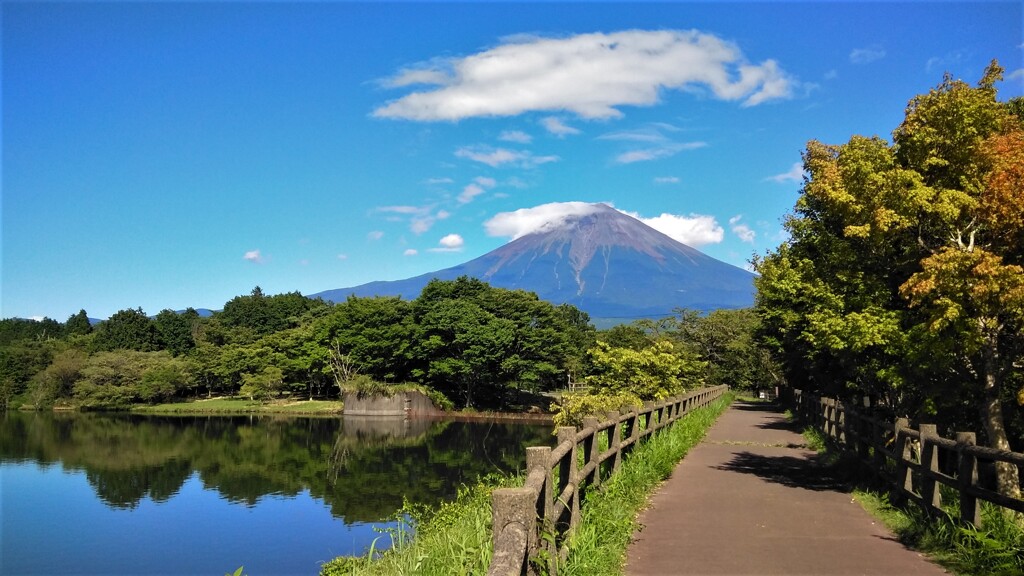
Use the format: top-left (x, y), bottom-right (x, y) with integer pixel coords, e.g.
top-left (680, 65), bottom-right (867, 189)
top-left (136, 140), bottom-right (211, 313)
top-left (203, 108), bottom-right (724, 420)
top-left (754, 61), bottom-right (1023, 498)
top-left (1, 277), bottom-right (771, 412)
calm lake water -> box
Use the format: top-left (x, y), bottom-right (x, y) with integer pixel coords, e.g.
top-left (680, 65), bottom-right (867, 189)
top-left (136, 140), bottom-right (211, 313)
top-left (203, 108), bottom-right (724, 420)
top-left (0, 411), bottom-right (552, 575)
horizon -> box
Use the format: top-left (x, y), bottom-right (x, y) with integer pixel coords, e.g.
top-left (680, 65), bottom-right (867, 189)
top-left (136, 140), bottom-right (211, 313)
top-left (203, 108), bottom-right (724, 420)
top-left (4, 2), bottom-right (1022, 320)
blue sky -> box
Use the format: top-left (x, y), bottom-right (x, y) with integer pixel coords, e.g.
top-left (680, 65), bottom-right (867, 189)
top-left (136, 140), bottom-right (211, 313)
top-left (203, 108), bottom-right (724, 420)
top-left (3, 1), bottom-right (1022, 321)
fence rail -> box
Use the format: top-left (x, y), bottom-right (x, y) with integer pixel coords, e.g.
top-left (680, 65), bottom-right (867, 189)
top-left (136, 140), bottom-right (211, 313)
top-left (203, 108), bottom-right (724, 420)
top-left (488, 384), bottom-right (728, 576)
top-left (790, 389), bottom-right (1024, 526)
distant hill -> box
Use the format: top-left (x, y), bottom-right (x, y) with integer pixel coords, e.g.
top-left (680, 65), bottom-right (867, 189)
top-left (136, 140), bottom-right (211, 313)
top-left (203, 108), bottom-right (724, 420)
top-left (312, 203), bottom-right (755, 321)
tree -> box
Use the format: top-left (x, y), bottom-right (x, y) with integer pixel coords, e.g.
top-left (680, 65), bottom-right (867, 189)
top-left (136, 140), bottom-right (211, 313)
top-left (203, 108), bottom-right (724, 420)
top-left (153, 309), bottom-right (198, 356)
top-left (755, 61), bottom-right (1023, 497)
top-left (65, 310), bottom-right (92, 336)
top-left (93, 308), bottom-right (159, 352)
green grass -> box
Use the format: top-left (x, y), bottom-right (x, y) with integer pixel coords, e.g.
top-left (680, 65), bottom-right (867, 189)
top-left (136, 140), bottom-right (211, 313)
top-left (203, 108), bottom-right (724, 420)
top-left (133, 398), bottom-right (344, 415)
top-left (853, 490), bottom-right (1023, 576)
top-left (320, 475), bottom-right (514, 576)
top-left (559, 393), bottom-right (734, 575)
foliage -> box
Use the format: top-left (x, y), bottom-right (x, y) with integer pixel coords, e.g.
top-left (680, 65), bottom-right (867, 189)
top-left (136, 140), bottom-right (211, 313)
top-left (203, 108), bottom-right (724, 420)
top-left (551, 391), bottom-right (643, 428)
top-left (0, 278), bottom-right (592, 412)
top-left (754, 62), bottom-right (1024, 495)
top-left (585, 340), bottom-right (703, 401)
top-left (92, 308), bottom-right (160, 352)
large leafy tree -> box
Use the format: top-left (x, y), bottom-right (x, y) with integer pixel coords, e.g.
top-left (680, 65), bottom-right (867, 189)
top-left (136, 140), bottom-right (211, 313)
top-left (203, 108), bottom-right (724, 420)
top-left (756, 61), bottom-right (1023, 497)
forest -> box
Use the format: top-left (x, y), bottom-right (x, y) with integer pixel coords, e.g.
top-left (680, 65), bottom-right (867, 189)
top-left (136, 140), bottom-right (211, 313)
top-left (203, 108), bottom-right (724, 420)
top-left (0, 277), bottom-right (773, 414)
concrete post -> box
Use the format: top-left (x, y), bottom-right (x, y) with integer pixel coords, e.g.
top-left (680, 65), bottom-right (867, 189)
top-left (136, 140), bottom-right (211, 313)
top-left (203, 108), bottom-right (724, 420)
top-left (919, 424), bottom-right (941, 511)
top-left (956, 432), bottom-right (981, 526)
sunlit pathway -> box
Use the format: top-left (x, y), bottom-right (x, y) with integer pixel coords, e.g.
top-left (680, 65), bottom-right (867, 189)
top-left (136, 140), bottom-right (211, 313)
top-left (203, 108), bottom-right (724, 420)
top-left (625, 401), bottom-right (949, 575)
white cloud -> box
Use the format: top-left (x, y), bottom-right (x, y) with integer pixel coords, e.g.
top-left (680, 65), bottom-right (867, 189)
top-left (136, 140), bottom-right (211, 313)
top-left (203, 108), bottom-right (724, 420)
top-left (429, 233), bottom-right (465, 252)
top-left (436, 209), bottom-right (451, 220)
top-left (499, 130), bottom-right (533, 143)
top-left (455, 145), bottom-right (559, 168)
top-left (404, 249), bottom-right (418, 256)
top-left (337, 254), bottom-right (349, 260)
top-left (30, 315), bottom-right (46, 322)
top-left (367, 231), bottom-right (384, 241)
top-left (377, 205), bottom-right (421, 215)
top-left (458, 176), bottom-right (498, 204)
top-left (654, 176), bottom-right (680, 184)
top-left (766, 162), bottom-right (804, 183)
top-left (455, 146), bottom-right (524, 167)
top-left (485, 201), bottom-right (724, 247)
top-left (1008, 68), bottom-right (1024, 82)
top-left (850, 46), bottom-right (886, 65)
top-left (485, 202), bottom-right (606, 240)
top-left (459, 183), bottom-right (487, 204)
top-left (243, 249), bottom-right (264, 264)
top-left (824, 69), bottom-right (838, 80)
top-left (729, 215), bottom-right (756, 243)
top-left (425, 177), bottom-right (454, 185)
top-left (630, 211), bottom-right (724, 247)
top-left (615, 141), bottom-right (706, 164)
top-left (541, 116), bottom-right (581, 136)
top-left (374, 29), bottom-right (796, 121)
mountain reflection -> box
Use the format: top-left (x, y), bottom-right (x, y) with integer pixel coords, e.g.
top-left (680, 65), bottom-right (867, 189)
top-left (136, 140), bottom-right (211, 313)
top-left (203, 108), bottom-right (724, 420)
top-left (0, 411), bottom-right (552, 521)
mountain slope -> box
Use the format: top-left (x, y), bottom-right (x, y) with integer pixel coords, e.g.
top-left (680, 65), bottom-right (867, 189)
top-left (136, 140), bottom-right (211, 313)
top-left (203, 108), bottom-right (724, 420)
top-left (313, 203), bottom-right (755, 318)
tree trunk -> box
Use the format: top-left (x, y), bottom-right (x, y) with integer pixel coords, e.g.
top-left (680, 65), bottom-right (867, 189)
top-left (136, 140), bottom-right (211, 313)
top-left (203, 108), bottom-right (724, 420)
top-left (981, 333), bottom-right (1021, 500)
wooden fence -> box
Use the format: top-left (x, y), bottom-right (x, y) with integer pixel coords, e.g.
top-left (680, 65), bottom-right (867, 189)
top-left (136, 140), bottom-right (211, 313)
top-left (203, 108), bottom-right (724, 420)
top-left (487, 384), bottom-right (728, 576)
top-left (790, 389), bottom-right (1024, 526)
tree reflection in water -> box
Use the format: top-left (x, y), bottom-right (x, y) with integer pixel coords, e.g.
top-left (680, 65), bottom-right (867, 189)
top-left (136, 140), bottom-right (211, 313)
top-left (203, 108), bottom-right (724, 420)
top-left (0, 411), bottom-right (552, 521)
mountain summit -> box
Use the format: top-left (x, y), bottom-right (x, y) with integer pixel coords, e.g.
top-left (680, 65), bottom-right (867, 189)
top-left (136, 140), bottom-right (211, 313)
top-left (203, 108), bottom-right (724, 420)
top-left (314, 203), bottom-right (755, 319)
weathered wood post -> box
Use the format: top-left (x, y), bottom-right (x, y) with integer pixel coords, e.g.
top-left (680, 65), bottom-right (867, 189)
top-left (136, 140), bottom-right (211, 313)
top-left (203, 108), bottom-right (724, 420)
top-left (858, 397), bottom-right (871, 463)
top-left (526, 446), bottom-right (552, 576)
top-left (895, 418), bottom-right (913, 502)
top-left (919, 424), bottom-right (941, 512)
top-left (555, 426), bottom-right (580, 538)
top-left (490, 488), bottom-right (533, 576)
top-left (956, 432), bottom-right (981, 526)
top-left (582, 417), bottom-right (601, 488)
top-left (610, 411), bottom-right (623, 472)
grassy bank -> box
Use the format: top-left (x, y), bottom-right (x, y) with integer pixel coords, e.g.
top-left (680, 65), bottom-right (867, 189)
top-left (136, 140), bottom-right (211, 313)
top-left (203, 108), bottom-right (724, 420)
top-left (132, 398), bottom-right (344, 415)
top-left (319, 392), bottom-right (733, 575)
top-left (799, 423), bottom-right (1024, 575)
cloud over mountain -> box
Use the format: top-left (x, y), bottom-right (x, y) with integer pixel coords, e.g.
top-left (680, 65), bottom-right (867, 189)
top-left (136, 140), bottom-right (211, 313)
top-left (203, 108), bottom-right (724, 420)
top-left (484, 201), bottom-right (724, 247)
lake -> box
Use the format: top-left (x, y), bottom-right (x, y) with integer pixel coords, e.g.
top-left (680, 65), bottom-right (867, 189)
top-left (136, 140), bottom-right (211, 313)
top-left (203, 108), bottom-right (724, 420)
top-left (0, 411), bottom-right (552, 575)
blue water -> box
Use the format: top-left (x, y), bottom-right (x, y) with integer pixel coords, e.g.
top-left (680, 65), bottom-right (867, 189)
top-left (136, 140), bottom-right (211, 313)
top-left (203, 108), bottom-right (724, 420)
top-left (0, 413), bottom-right (550, 575)
top-left (1, 463), bottom-right (389, 575)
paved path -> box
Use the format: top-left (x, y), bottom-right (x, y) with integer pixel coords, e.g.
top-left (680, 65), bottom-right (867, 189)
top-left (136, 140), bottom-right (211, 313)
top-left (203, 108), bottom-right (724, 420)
top-left (625, 401), bottom-right (948, 575)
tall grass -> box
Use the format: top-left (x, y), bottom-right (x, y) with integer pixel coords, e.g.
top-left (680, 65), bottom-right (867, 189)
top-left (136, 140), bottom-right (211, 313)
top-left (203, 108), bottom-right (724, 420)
top-left (854, 490), bottom-right (1023, 575)
top-left (320, 475), bottom-right (515, 576)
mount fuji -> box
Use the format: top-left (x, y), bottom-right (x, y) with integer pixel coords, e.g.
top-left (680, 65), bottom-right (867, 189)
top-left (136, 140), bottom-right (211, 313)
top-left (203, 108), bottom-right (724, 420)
top-left (312, 203), bottom-right (755, 320)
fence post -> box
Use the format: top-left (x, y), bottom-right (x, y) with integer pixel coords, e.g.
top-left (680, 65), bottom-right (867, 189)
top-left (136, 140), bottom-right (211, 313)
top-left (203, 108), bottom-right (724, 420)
top-left (919, 424), bottom-right (941, 513)
top-left (894, 418), bottom-right (913, 501)
top-left (490, 488), bottom-right (533, 576)
top-left (610, 411), bottom-right (623, 472)
top-left (582, 417), bottom-right (601, 488)
top-left (525, 446), bottom-right (551, 576)
top-left (956, 432), bottom-right (981, 526)
top-left (857, 397), bottom-right (871, 463)
top-left (555, 426), bottom-right (580, 537)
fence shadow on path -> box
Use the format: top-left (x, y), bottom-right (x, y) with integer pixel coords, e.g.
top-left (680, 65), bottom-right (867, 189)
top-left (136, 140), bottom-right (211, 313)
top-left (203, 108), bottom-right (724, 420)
top-left (716, 450), bottom-right (853, 493)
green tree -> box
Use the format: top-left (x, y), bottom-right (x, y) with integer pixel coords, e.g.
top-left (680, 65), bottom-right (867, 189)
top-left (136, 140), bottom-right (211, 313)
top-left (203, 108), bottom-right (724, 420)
top-left (755, 61), bottom-right (1023, 497)
top-left (93, 308), bottom-right (159, 352)
top-left (65, 310), bottom-right (92, 336)
top-left (153, 309), bottom-right (198, 356)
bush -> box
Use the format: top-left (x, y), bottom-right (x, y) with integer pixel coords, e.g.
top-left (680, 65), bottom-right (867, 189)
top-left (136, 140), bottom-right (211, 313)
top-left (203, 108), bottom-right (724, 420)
top-left (551, 391), bottom-right (643, 428)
